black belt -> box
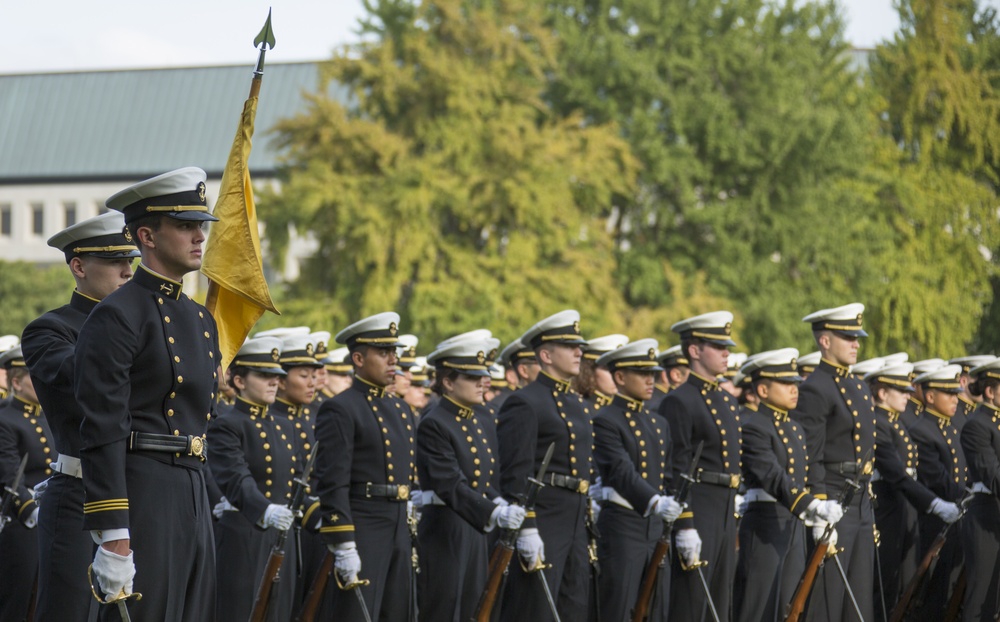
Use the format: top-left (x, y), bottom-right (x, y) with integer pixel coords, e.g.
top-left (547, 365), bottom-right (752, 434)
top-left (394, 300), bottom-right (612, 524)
top-left (824, 460), bottom-right (873, 476)
top-left (697, 470), bottom-right (741, 489)
top-left (128, 431), bottom-right (206, 462)
top-left (349, 482), bottom-right (410, 501)
top-left (546, 473), bottom-right (590, 494)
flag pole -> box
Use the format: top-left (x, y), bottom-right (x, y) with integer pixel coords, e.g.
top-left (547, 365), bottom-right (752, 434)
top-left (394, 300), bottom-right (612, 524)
top-left (205, 8), bottom-right (275, 313)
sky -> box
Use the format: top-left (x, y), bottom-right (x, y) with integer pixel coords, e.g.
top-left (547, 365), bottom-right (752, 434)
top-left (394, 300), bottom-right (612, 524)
top-left (0, 0), bottom-right (993, 74)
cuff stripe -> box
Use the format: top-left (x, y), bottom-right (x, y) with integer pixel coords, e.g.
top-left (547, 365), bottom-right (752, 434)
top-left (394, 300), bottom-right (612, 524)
top-left (320, 525), bottom-right (355, 533)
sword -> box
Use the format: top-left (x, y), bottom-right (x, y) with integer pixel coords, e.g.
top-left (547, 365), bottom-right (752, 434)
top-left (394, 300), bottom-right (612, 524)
top-left (0, 454), bottom-right (28, 534)
top-left (88, 567), bottom-right (142, 622)
top-left (832, 554), bottom-right (865, 622)
top-left (337, 573), bottom-right (373, 622)
top-left (683, 559), bottom-right (721, 622)
top-left (536, 569), bottom-right (562, 622)
top-left (116, 598), bottom-right (132, 622)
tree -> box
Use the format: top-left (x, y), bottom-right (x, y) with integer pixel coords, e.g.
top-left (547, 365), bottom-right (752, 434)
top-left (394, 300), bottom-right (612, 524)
top-left (546, 0), bottom-right (881, 352)
top-left (259, 0), bottom-right (636, 345)
top-left (0, 261), bottom-right (74, 336)
top-left (871, 0), bottom-right (1000, 356)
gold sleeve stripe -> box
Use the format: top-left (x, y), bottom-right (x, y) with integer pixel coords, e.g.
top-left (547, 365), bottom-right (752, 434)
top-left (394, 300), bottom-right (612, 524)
top-left (301, 501), bottom-right (321, 527)
top-left (679, 511), bottom-right (694, 519)
top-left (525, 511), bottom-right (537, 518)
top-left (814, 493), bottom-right (828, 500)
top-left (83, 503), bottom-right (130, 514)
top-left (789, 491), bottom-right (810, 513)
top-left (83, 499), bottom-right (130, 509)
top-left (319, 525), bottom-right (355, 533)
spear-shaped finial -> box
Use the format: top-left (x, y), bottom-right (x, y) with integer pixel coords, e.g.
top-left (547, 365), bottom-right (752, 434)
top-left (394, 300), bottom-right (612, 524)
top-left (253, 8), bottom-right (276, 77)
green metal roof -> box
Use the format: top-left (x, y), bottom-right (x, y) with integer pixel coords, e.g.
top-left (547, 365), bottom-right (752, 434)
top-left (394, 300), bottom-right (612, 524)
top-left (0, 61), bottom-right (334, 183)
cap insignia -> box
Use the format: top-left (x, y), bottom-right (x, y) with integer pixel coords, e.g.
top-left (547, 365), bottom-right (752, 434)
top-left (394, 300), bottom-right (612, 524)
top-left (648, 348), bottom-right (656, 360)
top-left (573, 320), bottom-right (580, 334)
top-left (197, 182), bottom-right (207, 203)
top-left (389, 322), bottom-right (398, 337)
top-left (123, 227), bottom-right (133, 243)
top-left (477, 351), bottom-right (486, 365)
top-left (317, 342), bottom-right (327, 355)
top-left (488, 348), bottom-right (498, 361)
top-left (724, 322), bottom-right (732, 335)
top-left (271, 348), bottom-right (280, 362)
top-left (306, 343), bottom-right (314, 355)
top-left (791, 359), bottom-right (797, 370)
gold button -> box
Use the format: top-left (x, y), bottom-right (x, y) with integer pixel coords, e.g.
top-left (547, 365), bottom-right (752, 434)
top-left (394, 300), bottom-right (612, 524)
top-left (164, 316), bottom-right (171, 323)
top-left (174, 356), bottom-right (180, 363)
top-left (177, 376), bottom-right (184, 383)
top-left (167, 409), bottom-right (174, 417)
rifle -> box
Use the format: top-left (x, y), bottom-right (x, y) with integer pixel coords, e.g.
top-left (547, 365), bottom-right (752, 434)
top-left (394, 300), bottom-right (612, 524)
top-left (471, 442), bottom-right (555, 622)
top-left (0, 454), bottom-right (28, 534)
top-left (784, 448), bottom-right (873, 622)
top-left (631, 440), bottom-right (704, 622)
top-left (295, 550), bottom-right (333, 622)
top-left (248, 442), bottom-right (319, 622)
top-left (889, 493), bottom-right (972, 622)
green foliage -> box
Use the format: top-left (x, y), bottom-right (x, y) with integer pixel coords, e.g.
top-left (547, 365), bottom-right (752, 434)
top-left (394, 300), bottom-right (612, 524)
top-left (260, 0), bottom-right (636, 345)
top-left (0, 261), bottom-right (74, 336)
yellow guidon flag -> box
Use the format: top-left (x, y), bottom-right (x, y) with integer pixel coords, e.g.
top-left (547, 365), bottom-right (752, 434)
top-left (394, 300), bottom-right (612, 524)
top-left (203, 11), bottom-right (280, 369)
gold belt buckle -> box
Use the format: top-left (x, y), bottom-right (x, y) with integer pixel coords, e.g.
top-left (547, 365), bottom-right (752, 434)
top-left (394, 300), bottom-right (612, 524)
top-left (397, 484), bottom-right (410, 500)
top-left (577, 480), bottom-right (589, 494)
top-left (729, 474), bottom-right (740, 489)
top-left (188, 435), bottom-right (206, 461)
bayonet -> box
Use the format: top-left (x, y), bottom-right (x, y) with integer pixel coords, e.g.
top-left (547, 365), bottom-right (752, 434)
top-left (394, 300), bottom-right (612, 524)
top-left (0, 454), bottom-right (28, 534)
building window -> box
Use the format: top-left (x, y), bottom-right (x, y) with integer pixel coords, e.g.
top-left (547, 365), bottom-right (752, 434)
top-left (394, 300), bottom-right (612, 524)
top-left (0, 205), bottom-right (10, 236)
top-left (64, 202), bottom-right (77, 227)
top-left (31, 203), bottom-right (44, 236)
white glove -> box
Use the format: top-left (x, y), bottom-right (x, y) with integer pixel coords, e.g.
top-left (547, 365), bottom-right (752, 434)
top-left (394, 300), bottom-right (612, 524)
top-left (331, 542), bottom-right (362, 584)
top-left (492, 504), bottom-right (527, 530)
top-left (92, 546), bottom-right (135, 600)
top-left (33, 478), bottom-right (50, 503)
top-left (675, 528), bottom-right (702, 566)
top-left (212, 496), bottom-right (236, 519)
top-left (409, 488), bottom-right (425, 509)
top-left (24, 506), bottom-right (39, 529)
top-left (261, 504), bottom-right (294, 531)
top-left (492, 496), bottom-right (509, 507)
top-left (734, 493), bottom-right (746, 517)
top-left (516, 527), bottom-right (545, 569)
top-left (929, 498), bottom-right (961, 524)
top-left (588, 477), bottom-right (603, 503)
top-left (817, 500), bottom-right (844, 524)
top-left (652, 495), bottom-right (684, 523)
top-left (812, 523), bottom-right (838, 548)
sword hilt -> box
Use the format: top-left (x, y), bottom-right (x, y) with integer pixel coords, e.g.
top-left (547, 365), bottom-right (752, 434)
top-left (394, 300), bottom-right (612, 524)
top-left (334, 571), bottom-right (371, 591)
top-left (679, 558), bottom-right (708, 572)
top-left (87, 564), bottom-right (143, 605)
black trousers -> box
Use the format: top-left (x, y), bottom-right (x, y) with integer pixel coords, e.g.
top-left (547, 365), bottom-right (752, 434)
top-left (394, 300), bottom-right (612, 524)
top-left (595, 503), bottom-right (669, 622)
top-left (669, 484), bottom-right (738, 622)
top-left (215, 511), bottom-right (297, 622)
top-left (734, 503), bottom-right (806, 622)
top-left (872, 480), bottom-right (919, 621)
top-left (0, 517), bottom-right (38, 621)
top-left (417, 505), bottom-right (489, 622)
top-left (35, 473), bottom-right (98, 622)
top-left (805, 490), bottom-right (874, 622)
top-left (500, 489), bottom-right (589, 622)
top-left (961, 494), bottom-right (1000, 620)
top-left (98, 455), bottom-right (215, 622)
top-left (323, 498), bottom-right (412, 622)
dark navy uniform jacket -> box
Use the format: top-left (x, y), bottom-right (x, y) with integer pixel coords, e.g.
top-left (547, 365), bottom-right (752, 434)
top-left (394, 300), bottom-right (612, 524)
top-left (874, 405), bottom-right (935, 512)
top-left (741, 404), bottom-right (815, 515)
top-left (791, 359), bottom-right (877, 499)
top-left (315, 376), bottom-right (416, 545)
top-left (659, 372), bottom-right (741, 529)
top-left (497, 372), bottom-right (593, 528)
top-left (0, 396), bottom-right (52, 523)
top-left (962, 404), bottom-right (1000, 493)
top-left (75, 265), bottom-right (220, 530)
top-left (416, 396), bottom-right (500, 529)
top-left (208, 397), bottom-right (297, 523)
top-left (275, 397), bottom-right (316, 472)
top-left (21, 291), bottom-right (97, 459)
top-left (593, 393), bottom-right (670, 512)
top-left (909, 409), bottom-right (968, 502)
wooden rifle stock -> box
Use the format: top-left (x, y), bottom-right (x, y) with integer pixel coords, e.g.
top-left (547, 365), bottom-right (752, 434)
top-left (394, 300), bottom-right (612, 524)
top-left (473, 541), bottom-right (515, 622)
top-left (632, 441), bottom-right (704, 622)
top-left (889, 529), bottom-right (948, 622)
top-left (248, 544), bottom-right (286, 622)
top-left (296, 550), bottom-right (334, 622)
top-left (784, 538), bottom-right (830, 622)
top-left (631, 534), bottom-right (669, 622)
